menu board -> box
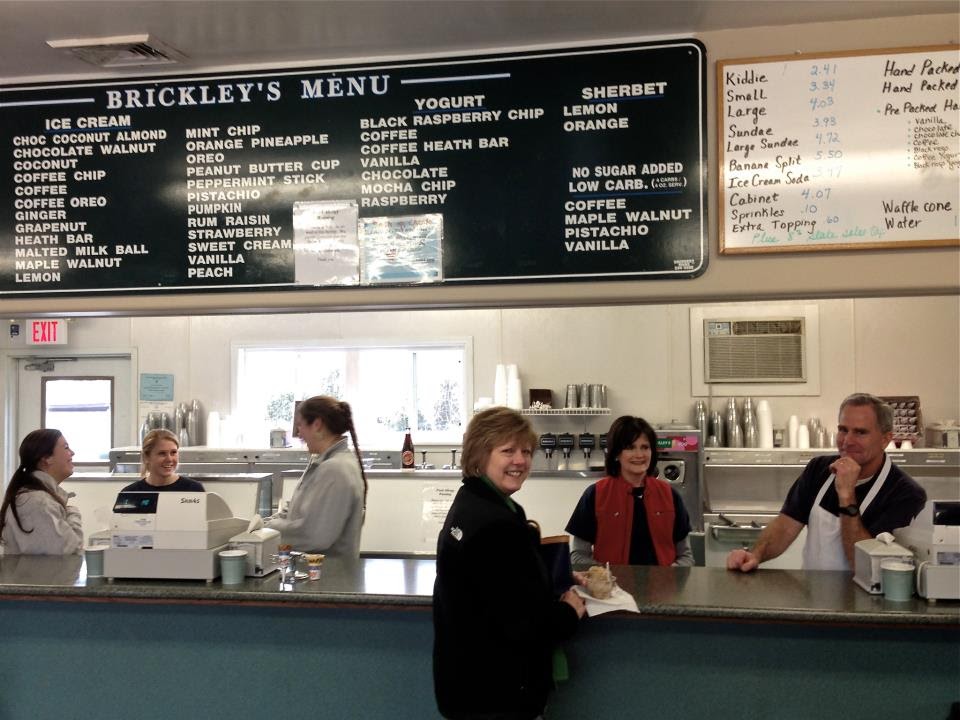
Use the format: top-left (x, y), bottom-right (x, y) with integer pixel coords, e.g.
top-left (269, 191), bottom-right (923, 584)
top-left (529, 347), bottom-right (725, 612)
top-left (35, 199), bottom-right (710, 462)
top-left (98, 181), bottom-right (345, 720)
top-left (1, 40), bottom-right (707, 297)
top-left (718, 45), bottom-right (959, 254)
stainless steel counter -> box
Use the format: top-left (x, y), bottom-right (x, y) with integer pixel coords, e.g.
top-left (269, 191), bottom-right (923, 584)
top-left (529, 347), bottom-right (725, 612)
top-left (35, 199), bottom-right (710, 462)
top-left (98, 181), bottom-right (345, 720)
top-left (1, 554), bottom-right (955, 627)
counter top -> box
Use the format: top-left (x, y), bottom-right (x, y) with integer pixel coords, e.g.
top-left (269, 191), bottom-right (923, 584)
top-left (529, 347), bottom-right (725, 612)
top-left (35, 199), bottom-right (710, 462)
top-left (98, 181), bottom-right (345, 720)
top-left (0, 554), bottom-right (956, 627)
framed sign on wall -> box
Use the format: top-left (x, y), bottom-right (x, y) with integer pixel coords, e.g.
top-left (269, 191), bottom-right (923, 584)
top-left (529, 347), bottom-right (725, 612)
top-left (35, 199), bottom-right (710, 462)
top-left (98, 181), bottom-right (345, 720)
top-left (718, 45), bottom-right (959, 254)
top-left (2, 40), bottom-right (707, 297)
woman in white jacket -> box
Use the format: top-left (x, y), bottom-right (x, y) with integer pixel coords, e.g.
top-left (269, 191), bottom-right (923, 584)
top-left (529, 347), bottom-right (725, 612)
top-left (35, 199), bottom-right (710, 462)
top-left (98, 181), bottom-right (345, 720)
top-left (0, 428), bottom-right (83, 555)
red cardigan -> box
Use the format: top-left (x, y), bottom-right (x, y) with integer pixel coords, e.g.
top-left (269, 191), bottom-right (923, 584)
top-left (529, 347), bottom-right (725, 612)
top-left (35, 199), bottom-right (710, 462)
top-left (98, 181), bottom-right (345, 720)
top-left (593, 475), bottom-right (676, 565)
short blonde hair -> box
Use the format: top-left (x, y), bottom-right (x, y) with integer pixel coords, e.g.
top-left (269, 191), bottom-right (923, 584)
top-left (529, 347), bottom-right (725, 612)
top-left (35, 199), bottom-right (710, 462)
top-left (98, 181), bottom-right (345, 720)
top-left (141, 428), bottom-right (179, 476)
top-left (460, 407), bottom-right (537, 478)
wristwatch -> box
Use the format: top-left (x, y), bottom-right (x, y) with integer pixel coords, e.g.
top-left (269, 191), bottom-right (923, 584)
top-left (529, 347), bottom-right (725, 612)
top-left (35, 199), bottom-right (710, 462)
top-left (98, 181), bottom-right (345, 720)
top-left (838, 504), bottom-right (860, 517)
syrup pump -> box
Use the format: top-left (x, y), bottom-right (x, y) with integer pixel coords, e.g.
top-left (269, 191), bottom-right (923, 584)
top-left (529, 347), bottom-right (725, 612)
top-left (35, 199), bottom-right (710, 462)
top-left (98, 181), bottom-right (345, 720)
top-left (578, 433), bottom-right (596, 465)
top-left (557, 433), bottom-right (575, 470)
top-left (539, 433), bottom-right (557, 468)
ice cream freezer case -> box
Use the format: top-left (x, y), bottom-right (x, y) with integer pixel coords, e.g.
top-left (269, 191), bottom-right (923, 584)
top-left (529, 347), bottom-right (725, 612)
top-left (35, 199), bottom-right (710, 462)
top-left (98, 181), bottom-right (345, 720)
top-left (102, 461), bottom-right (590, 557)
top-left (110, 446), bottom-right (702, 557)
top-left (110, 446), bottom-right (314, 514)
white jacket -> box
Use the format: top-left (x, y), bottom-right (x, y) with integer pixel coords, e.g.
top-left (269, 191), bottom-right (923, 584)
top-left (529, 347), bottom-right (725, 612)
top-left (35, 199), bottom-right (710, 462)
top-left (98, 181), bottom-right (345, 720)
top-left (1, 471), bottom-right (83, 555)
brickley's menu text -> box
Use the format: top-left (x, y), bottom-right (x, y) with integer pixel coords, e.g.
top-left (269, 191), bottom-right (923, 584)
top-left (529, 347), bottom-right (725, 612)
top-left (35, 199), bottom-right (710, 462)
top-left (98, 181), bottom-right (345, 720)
top-left (718, 45), bottom-right (959, 253)
top-left (2, 41), bottom-right (707, 296)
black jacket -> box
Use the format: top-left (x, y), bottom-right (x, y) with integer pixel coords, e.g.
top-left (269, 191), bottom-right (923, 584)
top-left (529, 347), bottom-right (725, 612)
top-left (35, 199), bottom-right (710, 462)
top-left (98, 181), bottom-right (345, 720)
top-left (433, 476), bottom-right (579, 719)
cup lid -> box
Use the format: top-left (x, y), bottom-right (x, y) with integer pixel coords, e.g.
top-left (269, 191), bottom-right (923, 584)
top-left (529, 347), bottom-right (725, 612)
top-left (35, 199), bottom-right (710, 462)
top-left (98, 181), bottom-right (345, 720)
top-left (219, 549), bottom-right (248, 558)
top-left (879, 559), bottom-right (913, 570)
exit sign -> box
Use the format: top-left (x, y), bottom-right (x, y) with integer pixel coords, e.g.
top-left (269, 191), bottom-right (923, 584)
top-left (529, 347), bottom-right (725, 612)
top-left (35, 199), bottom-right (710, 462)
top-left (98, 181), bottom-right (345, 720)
top-left (27, 319), bottom-right (68, 345)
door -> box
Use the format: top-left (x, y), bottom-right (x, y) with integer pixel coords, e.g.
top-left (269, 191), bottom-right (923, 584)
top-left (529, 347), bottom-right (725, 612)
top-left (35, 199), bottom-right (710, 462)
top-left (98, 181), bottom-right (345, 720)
top-left (16, 355), bottom-right (134, 468)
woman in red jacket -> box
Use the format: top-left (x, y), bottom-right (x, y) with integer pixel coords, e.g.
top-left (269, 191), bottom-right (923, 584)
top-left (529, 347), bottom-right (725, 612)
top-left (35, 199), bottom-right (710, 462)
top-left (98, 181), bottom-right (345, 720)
top-left (566, 415), bottom-right (693, 566)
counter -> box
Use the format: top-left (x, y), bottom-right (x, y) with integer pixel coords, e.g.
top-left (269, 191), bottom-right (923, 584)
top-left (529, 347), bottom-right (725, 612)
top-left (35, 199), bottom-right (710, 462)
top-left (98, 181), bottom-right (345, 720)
top-left (0, 555), bottom-right (956, 719)
top-left (1, 555), bottom-right (956, 626)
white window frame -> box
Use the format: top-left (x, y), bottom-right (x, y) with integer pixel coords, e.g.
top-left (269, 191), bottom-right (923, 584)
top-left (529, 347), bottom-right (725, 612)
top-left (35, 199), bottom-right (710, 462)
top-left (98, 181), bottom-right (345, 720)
top-left (231, 337), bottom-right (473, 447)
top-left (42, 375), bottom-right (115, 463)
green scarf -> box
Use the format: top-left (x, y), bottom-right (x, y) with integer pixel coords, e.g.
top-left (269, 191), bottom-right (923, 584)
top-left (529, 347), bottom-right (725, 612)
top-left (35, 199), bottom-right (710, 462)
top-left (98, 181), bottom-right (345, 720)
top-left (479, 474), bottom-right (518, 513)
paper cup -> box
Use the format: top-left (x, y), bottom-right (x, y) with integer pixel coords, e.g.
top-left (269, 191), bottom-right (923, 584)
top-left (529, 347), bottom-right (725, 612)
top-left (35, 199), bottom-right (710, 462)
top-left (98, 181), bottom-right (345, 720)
top-left (219, 549), bottom-right (248, 585)
top-left (84, 545), bottom-right (105, 577)
top-left (881, 559), bottom-right (915, 602)
top-left (306, 553), bottom-right (325, 581)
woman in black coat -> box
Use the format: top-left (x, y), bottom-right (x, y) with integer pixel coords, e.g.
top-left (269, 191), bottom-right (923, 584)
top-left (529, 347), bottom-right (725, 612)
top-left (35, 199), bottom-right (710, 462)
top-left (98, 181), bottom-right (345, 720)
top-left (433, 407), bottom-right (585, 720)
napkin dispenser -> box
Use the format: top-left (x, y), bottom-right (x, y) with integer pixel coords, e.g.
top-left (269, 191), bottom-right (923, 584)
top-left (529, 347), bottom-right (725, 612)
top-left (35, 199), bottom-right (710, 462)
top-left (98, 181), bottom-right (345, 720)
top-left (852, 534), bottom-right (913, 594)
top-left (229, 527), bottom-right (281, 577)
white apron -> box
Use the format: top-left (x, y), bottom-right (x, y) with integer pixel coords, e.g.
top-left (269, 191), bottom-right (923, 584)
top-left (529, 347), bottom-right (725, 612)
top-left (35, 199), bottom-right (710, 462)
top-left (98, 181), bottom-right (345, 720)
top-left (802, 454), bottom-right (892, 571)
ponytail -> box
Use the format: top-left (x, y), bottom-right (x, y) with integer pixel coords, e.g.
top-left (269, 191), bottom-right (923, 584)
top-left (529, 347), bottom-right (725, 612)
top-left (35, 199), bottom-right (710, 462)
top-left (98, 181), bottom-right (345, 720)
top-left (348, 424), bottom-right (369, 517)
top-left (297, 396), bottom-right (368, 520)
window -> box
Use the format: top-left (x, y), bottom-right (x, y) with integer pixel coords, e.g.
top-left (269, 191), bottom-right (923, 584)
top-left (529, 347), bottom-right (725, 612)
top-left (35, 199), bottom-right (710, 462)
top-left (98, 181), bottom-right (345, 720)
top-left (42, 377), bottom-right (114, 462)
top-left (234, 341), bottom-right (470, 447)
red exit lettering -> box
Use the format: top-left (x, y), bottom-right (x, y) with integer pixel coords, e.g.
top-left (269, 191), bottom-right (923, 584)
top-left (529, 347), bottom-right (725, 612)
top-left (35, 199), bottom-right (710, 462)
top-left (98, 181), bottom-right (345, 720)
top-left (28, 319), bottom-right (66, 345)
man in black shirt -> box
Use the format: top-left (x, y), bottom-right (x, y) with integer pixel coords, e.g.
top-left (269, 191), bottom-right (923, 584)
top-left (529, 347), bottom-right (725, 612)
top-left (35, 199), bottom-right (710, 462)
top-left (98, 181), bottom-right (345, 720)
top-left (727, 393), bottom-right (926, 572)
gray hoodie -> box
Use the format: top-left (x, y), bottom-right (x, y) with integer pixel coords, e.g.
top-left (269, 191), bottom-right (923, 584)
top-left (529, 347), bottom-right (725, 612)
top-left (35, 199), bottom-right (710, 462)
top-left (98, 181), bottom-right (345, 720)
top-left (265, 438), bottom-right (364, 557)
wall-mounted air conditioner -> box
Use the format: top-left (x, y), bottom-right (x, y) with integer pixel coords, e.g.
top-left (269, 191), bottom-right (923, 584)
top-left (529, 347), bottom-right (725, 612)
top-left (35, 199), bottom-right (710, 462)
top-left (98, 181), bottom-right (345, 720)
top-left (704, 317), bottom-right (806, 383)
top-left (689, 304), bottom-right (820, 397)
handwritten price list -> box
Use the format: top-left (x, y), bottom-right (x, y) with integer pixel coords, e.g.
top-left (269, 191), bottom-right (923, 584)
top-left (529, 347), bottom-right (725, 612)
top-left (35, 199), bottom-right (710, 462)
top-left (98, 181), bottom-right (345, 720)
top-left (719, 46), bottom-right (959, 253)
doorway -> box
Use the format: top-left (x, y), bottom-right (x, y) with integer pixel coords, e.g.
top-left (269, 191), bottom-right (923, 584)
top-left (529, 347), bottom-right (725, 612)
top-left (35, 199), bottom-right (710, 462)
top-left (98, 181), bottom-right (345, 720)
top-left (14, 354), bottom-right (134, 471)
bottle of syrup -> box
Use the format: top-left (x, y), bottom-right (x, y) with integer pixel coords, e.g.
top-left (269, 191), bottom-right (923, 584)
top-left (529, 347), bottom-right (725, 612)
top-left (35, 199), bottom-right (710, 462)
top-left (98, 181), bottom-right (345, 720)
top-left (401, 428), bottom-right (415, 469)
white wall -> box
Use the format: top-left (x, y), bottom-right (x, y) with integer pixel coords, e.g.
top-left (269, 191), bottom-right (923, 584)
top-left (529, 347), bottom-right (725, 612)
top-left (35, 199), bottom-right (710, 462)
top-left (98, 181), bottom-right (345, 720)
top-left (7, 295), bottom-right (954, 453)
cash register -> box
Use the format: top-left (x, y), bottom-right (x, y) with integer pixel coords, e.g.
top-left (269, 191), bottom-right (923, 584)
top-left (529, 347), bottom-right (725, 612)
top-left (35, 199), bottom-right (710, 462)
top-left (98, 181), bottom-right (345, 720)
top-left (95, 491), bottom-right (275, 581)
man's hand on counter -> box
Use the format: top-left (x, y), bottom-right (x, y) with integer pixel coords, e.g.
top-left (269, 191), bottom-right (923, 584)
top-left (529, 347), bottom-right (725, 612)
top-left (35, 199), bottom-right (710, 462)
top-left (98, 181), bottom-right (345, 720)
top-left (726, 548), bottom-right (760, 572)
top-left (726, 514), bottom-right (804, 572)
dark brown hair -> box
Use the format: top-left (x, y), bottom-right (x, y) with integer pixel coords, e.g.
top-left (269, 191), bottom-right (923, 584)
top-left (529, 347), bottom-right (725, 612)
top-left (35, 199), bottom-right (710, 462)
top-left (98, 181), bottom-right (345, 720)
top-left (296, 396), bottom-right (368, 508)
top-left (0, 429), bottom-right (66, 538)
top-left (604, 416), bottom-right (659, 478)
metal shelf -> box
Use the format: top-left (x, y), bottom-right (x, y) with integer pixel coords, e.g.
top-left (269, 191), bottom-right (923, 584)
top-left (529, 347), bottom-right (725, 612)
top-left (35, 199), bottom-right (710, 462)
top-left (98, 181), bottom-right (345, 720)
top-left (520, 408), bottom-right (611, 416)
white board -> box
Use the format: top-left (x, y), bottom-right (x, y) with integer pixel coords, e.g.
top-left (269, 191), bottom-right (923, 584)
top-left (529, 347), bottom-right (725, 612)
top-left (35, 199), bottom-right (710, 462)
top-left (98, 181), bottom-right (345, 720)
top-left (718, 45), bottom-right (959, 253)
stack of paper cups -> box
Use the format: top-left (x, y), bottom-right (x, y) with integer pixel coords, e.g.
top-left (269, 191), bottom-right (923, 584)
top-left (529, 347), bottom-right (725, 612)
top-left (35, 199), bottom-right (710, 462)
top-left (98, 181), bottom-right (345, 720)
top-left (797, 424), bottom-right (811, 449)
top-left (494, 364), bottom-right (507, 406)
top-left (756, 400), bottom-right (774, 449)
top-left (787, 415), bottom-right (800, 448)
top-left (506, 364), bottom-right (522, 410)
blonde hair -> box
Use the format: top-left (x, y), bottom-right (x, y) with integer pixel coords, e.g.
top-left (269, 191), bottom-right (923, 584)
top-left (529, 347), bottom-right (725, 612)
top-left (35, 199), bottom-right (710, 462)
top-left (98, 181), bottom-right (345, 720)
top-left (141, 428), bottom-right (179, 477)
top-left (460, 407), bottom-right (537, 479)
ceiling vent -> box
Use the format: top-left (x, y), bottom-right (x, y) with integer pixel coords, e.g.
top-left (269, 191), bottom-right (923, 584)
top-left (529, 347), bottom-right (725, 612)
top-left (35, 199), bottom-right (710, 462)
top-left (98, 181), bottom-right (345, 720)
top-left (703, 317), bottom-right (806, 383)
top-left (46, 34), bottom-right (185, 68)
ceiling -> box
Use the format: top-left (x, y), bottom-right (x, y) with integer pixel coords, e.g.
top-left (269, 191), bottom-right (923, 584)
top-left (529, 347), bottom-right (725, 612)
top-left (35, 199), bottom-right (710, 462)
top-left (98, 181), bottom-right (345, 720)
top-left (1, 0), bottom-right (957, 83)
